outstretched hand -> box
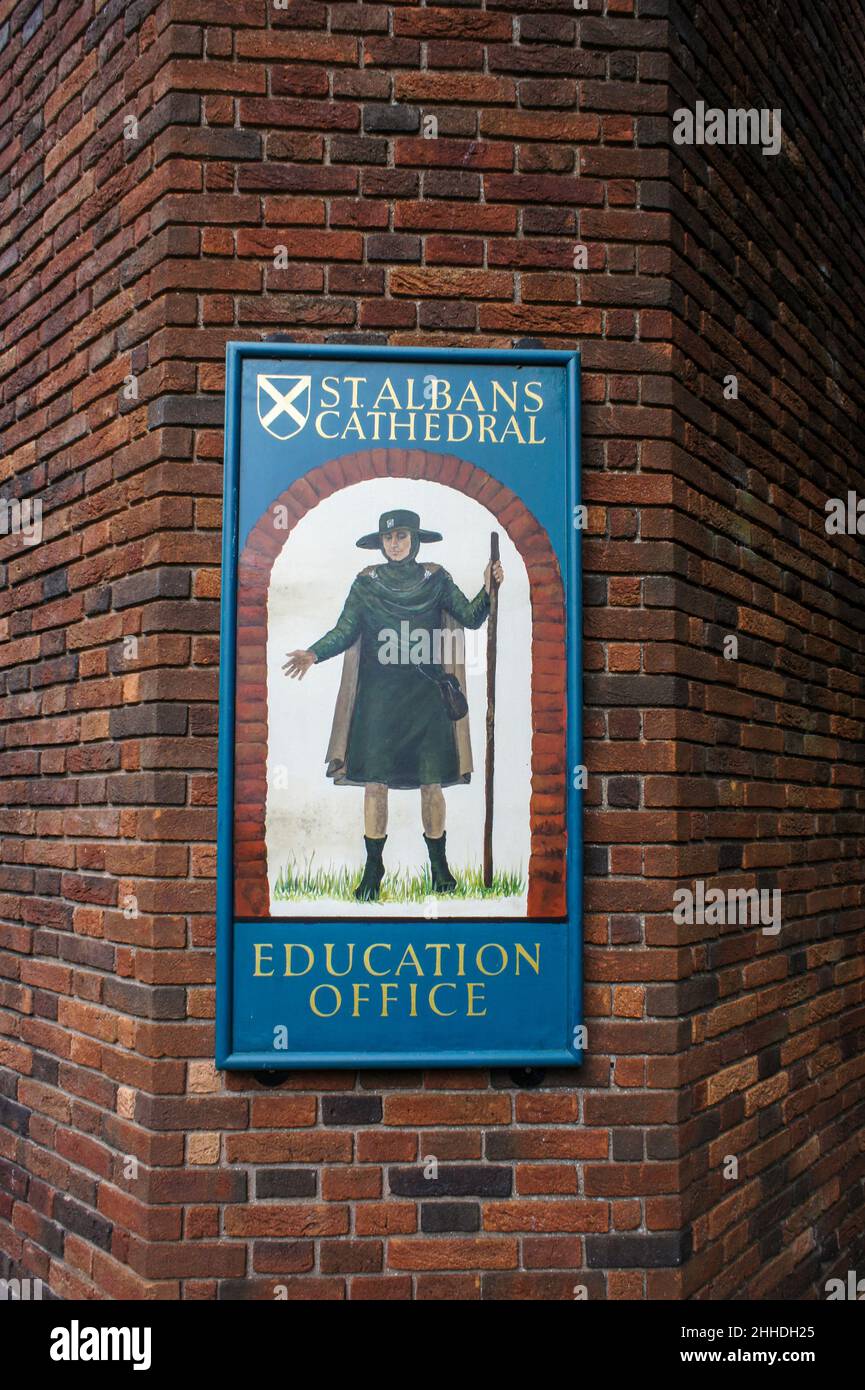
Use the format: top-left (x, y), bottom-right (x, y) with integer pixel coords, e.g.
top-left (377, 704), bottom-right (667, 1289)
top-left (484, 560), bottom-right (504, 593)
top-left (283, 649), bottom-right (316, 679)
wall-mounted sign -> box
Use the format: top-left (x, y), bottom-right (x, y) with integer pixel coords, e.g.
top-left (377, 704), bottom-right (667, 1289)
top-left (217, 344), bottom-right (582, 1069)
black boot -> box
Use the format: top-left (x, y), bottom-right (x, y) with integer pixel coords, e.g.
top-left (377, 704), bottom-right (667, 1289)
top-left (354, 836), bottom-right (386, 901)
top-left (424, 832), bottom-right (457, 893)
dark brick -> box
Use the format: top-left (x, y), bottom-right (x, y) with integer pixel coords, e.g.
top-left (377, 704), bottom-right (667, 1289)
top-left (84, 586), bottom-right (111, 614)
top-left (109, 705), bottom-right (188, 738)
top-left (112, 568), bottom-right (191, 610)
top-left (585, 1231), bottom-right (692, 1269)
top-left (330, 135), bottom-right (388, 165)
top-left (363, 105), bottom-right (420, 134)
top-left (136, 93), bottom-right (201, 147)
top-left (421, 1202), bottom-right (480, 1233)
top-left (147, 396), bottom-right (224, 428)
top-left (612, 1130), bottom-right (643, 1162)
top-left (103, 979), bottom-right (187, 1019)
top-left (322, 1095), bottom-right (382, 1125)
top-left (367, 233), bottom-right (422, 263)
top-left (0, 1096), bottom-right (30, 1136)
top-left (251, 1241), bottom-right (314, 1274)
top-left (43, 569), bottom-right (68, 599)
top-left (255, 1169), bottom-right (318, 1199)
top-left (54, 1197), bottom-right (112, 1252)
top-left (389, 1166), bottom-right (512, 1198)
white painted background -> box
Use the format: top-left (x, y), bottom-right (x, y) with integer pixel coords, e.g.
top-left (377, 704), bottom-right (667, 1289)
top-left (265, 476), bottom-right (533, 917)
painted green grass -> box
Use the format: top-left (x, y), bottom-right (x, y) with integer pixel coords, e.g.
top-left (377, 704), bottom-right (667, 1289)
top-left (273, 857), bottom-right (525, 903)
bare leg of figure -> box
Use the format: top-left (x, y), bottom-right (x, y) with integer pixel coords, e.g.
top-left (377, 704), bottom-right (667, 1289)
top-left (420, 784), bottom-right (445, 838)
top-left (364, 782), bottom-right (389, 839)
top-left (421, 784), bottom-right (456, 891)
top-left (356, 783), bottom-right (388, 901)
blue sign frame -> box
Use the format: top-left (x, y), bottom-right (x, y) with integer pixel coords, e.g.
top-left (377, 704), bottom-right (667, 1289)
top-left (217, 343), bottom-right (582, 1069)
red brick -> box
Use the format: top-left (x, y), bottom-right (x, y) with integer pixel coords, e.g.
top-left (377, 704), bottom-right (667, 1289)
top-left (3, 0), bottom-right (862, 1312)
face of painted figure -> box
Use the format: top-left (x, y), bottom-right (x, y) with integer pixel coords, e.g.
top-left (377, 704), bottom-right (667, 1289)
top-left (382, 527), bottom-right (412, 561)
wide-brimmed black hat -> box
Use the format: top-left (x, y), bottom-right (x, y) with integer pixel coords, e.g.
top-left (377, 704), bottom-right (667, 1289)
top-left (356, 509), bottom-right (443, 549)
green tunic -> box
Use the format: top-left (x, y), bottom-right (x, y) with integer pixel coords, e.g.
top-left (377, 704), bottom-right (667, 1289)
top-left (309, 559), bottom-right (490, 789)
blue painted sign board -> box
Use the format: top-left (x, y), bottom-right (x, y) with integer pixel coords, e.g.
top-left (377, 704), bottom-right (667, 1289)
top-left (217, 344), bottom-right (581, 1069)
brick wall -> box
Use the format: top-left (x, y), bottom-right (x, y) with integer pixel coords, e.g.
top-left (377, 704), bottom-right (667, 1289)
top-left (0, 0), bottom-right (863, 1301)
top-left (658, 0), bottom-right (865, 1297)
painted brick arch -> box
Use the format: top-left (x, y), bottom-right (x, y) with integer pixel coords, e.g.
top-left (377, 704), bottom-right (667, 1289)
top-left (233, 447), bottom-right (567, 919)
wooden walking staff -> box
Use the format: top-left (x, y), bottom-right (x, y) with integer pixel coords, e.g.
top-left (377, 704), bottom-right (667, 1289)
top-left (483, 532), bottom-right (500, 888)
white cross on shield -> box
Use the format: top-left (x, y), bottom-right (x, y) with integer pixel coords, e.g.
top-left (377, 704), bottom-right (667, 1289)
top-left (256, 374), bottom-right (312, 440)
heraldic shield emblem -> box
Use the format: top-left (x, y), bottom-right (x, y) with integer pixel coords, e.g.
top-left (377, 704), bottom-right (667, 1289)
top-left (256, 373), bottom-right (312, 440)
top-left (219, 340), bottom-right (582, 1072)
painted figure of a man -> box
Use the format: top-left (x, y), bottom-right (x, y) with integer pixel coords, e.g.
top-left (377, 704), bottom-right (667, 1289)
top-left (284, 508), bottom-right (503, 901)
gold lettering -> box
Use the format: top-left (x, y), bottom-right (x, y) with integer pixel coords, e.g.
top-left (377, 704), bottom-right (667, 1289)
top-left (466, 982), bottom-right (487, 1016)
top-left (352, 982), bottom-right (369, 1016)
top-left (342, 410), bottom-right (365, 438)
top-left (514, 943), bottom-right (541, 975)
top-left (409, 981), bottom-right (418, 1017)
top-left (446, 413), bottom-right (472, 442)
top-left (388, 411), bottom-right (416, 439)
top-left (284, 943), bottom-right (314, 976)
top-left (373, 377), bottom-right (400, 409)
top-left (364, 943), bottom-right (391, 976)
top-left (456, 381), bottom-right (483, 412)
top-left (395, 943), bottom-right (423, 976)
top-left (523, 381), bottom-right (543, 413)
top-left (429, 982), bottom-right (457, 1017)
top-left (425, 944), bottom-right (448, 977)
top-left (343, 376), bottom-right (367, 408)
top-left (527, 415), bottom-right (546, 445)
top-left (499, 415), bottom-right (526, 445)
top-left (315, 410), bottom-right (339, 438)
top-left (253, 943), bottom-right (274, 977)
top-left (380, 982), bottom-right (399, 1016)
top-left (320, 376), bottom-right (340, 407)
top-left (324, 942), bottom-right (354, 976)
top-left (492, 380), bottom-right (518, 412)
top-left (310, 984), bottom-right (341, 1016)
top-left (476, 943), bottom-right (508, 976)
top-left (478, 413), bottom-right (496, 443)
